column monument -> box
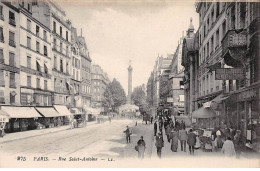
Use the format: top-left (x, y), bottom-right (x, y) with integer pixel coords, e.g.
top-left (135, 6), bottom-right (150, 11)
top-left (127, 60), bottom-right (133, 104)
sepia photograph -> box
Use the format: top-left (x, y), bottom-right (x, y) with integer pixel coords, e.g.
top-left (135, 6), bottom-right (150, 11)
top-left (0, 0), bottom-right (259, 168)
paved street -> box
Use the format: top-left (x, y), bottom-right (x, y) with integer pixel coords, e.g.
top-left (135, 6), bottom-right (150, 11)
top-left (0, 119), bottom-right (154, 161)
top-left (0, 118), bottom-right (259, 167)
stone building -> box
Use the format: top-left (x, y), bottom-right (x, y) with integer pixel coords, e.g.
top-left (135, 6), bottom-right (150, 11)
top-left (91, 64), bottom-right (110, 110)
top-left (17, 1), bottom-right (53, 106)
top-left (0, 2), bottom-right (20, 105)
top-left (32, 0), bottom-right (72, 107)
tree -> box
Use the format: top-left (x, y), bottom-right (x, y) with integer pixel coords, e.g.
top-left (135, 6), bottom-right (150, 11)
top-left (103, 78), bottom-right (127, 111)
top-left (131, 85), bottom-right (149, 114)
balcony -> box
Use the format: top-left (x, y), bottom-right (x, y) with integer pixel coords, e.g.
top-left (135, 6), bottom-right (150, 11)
top-left (9, 40), bottom-right (16, 47)
top-left (222, 29), bottom-right (247, 67)
top-left (9, 18), bottom-right (16, 27)
top-left (222, 29), bottom-right (247, 55)
top-left (0, 14), bottom-right (4, 21)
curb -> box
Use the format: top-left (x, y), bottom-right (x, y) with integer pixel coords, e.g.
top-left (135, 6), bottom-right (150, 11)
top-left (0, 122), bottom-right (98, 144)
top-left (0, 126), bottom-right (71, 144)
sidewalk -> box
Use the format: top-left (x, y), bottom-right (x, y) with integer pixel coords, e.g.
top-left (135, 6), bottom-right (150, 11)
top-left (0, 121), bottom-right (97, 144)
top-left (151, 131), bottom-right (259, 159)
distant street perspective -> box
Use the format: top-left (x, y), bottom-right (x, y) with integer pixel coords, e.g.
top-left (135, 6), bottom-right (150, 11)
top-left (0, 0), bottom-right (259, 168)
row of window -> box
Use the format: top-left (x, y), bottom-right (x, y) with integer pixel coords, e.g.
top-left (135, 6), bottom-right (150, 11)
top-left (54, 56), bottom-right (69, 73)
top-left (53, 21), bottom-right (69, 41)
top-left (53, 38), bottom-right (69, 56)
top-left (27, 36), bottom-right (48, 56)
top-left (0, 70), bottom-right (16, 88)
top-left (82, 84), bottom-right (91, 94)
top-left (26, 56), bottom-right (49, 74)
top-left (0, 27), bottom-right (16, 47)
top-left (26, 75), bottom-right (48, 90)
top-left (0, 49), bottom-right (16, 67)
top-left (199, 20), bottom-right (226, 65)
top-left (0, 6), bottom-right (16, 27)
top-left (26, 19), bottom-right (48, 41)
top-left (72, 57), bottom-right (80, 69)
top-left (0, 90), bottom-right (16, 104)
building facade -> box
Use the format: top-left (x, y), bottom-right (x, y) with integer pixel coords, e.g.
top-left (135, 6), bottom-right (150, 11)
top-left (18, 1), bottom-right (53, 106)
top-left (32, 0), bottom-right (72, 107)
top-left (91, 64), bottom-right (110, 110)
top-left (0, 2), bottom-right (20, 106)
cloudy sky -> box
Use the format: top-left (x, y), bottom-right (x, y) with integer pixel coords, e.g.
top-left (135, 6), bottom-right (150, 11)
top-left (56, 0), bottom-right (199, 94)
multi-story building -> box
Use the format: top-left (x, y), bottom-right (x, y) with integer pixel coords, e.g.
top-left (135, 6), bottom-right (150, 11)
top-left (91, 64), bottom-right (110, 110)
top-left (195, 2), bottom-right (227, 108)
top-left (0, 2), bottom-right (20, 105)
top-left (70, 27), bottom-right (82, 112)
top-left (16, 1), bottom-right (52, 106)
top-left (78, 33), bottom-right (92, 109)
top-left (71, 27), bottom-right (92, 114)
top-left (182, 19), bottom-right (199, 117)
top-left (146, 72), bottom-right (154, 107)
top-left (220, 2), bottom-right (260, 150)
top-left (153, 54), bottom-right (172, 107)
top-left (32, 0), bottom-right (72, 107)
top-left (168, 35), bottom-right (185, 116)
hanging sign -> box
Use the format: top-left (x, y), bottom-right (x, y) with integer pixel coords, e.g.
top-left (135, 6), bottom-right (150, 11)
top-left (215, 68), bottom-right (245, 80)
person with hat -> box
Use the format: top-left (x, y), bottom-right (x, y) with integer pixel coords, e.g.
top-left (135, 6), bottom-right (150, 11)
top-left (155, 132), bottom-right (164, 158)
top-left (136, 136), bottom-right (146, 159)
top-left (123, 126), bottom-right (131, 143)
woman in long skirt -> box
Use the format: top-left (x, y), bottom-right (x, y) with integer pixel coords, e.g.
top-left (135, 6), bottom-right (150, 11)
top-left (170, 129), bottom-right (179, 152)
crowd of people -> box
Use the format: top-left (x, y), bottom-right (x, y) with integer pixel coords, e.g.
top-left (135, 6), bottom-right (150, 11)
top-left (123, 113), bottom-right (245, 160)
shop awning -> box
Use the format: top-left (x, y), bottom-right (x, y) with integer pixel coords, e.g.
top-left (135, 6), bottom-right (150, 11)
top-left (211, 94), bottom-right (230, 104)
top-left (35, 107), bottom-right (61, 117)
top-left (53, 105), bottom-right (72, 116)
top-left (192, 107), bottom-right (216, 119)
top-left (1, 106), bottom-right (42, 118)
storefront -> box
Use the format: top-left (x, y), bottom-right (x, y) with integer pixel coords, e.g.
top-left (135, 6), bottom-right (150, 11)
top-left (224, 84), bottom-right (260, 152)
top-left (0, 108), bottom-right (9, 136)
top-left (35, 107), bottom-right (62, 128)
top-left (1, 106), bottom-right (42, 132)
top-left (53, 105), bottom-right (72, 125)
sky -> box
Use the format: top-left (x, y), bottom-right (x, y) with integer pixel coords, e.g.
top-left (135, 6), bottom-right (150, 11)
top-left (56, 0), bottom-right (199, 95)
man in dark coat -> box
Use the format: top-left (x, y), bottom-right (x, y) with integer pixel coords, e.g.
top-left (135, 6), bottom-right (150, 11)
top-left (155, 132), bottom-right (164, 158)
top-left (137, 136), bottom-right (146, 159)
top-left (187, 129), bottom-right (196, 155)
top-left (123, 126), bottom-right (131, 143)
top-left (154, 121), bottom-right (158, 136)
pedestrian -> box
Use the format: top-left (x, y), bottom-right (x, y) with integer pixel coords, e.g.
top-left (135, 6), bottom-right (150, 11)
top-left (109, 117), bottom-right (111, 123)
top-left (155, 132), bottom-right (164, 158)
top-left (187, 129), bottom-right (196, 155)
top-left (123, 126), bottom-right (131, 143)
top-left (137, 136), bottom-right (146, 159)
top-left (179, 127), bottom-right (188, 152)
top-left (154, 121), bottom-right (158, 136)
top-left (150, 116), bottom-right (153, 124)
top-left (170, 128), bottom-right (179, 152)
top-left (165, 125), bottom-right (172, 143)
top-left (221, 137), bottom-right (236, 157)
top-left (216, 128), bottom-right (223, 148)
top-left (233, 130), bottom-right (243, 159)
top-left (180, 120), bottom-right (186, 130)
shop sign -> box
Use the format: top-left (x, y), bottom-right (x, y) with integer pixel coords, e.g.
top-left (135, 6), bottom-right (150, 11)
top-left (237, 88), bottom-right (257, 101)
top-left (215, 68), bottom-right (245, 80)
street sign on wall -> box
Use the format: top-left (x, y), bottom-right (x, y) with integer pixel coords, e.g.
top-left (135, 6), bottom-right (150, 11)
top-left (215, 68), bottom-right (245, 80)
